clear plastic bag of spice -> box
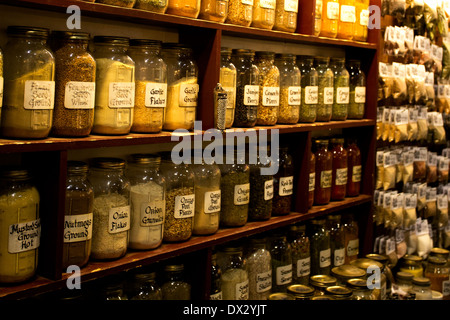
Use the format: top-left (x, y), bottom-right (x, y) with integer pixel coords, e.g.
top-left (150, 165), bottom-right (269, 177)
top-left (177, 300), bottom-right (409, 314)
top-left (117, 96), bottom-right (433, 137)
top-left (274, 54), bottom-right (300, 124)
top-left (298, 56), bottom-right (319, 123)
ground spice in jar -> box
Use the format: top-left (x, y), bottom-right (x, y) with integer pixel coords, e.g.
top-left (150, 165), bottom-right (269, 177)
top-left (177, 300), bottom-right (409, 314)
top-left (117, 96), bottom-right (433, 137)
top-left (132, 81), bottom-right (165, 133)
top-left (289, 224), bottom-right (311, 285)
top-left (226, 0), bottom-right (253, 26)
top-left (134, 0), bottom-right (168, 13)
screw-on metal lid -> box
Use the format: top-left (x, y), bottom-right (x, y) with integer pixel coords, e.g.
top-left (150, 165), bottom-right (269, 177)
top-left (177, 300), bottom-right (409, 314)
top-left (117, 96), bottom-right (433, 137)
top-left (0, 167), bottom-right (30, 180)
top-left (7, 26), bottom-right (50, 38)
top-left (287, 284), bottom-right (315, 297)
top-left (67, 160), bottom-right (89, 174)
top-left (164, 264), bottom-right (184, 272)
top-left (325, 285), bottom-right (353, 297)
top-left (129, 39), bottom-right (162, 47)
top-left (127, 154), bottom-right (161, 166)
top-left (412, 277), bottom-right (431, 286)
top-left (310, 275), bottom-right (337, 288)
top-left (93, 36), bottom-right (129, 46)
top-left (90, 157), bottom-right (125, 170)
top-left (51, 30), bottom-right (90, 41)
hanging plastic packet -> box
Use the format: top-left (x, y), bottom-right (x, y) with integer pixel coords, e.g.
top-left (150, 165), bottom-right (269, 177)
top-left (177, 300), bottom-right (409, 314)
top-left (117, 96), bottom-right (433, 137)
top-left (445, 84), bottom-right (450, 114)
top-left (436, 83), bottom-right (447, 113)
top-left (395, 228), bottom-right (407, 259)
top-left (379, 62), bottom-right (394, 107)
top-left (437, 193), bottom-right (449, 228)
top-left (427, 44), bottom-right (443, 75)
top-left (385, 235), bottom-right (399, 267)
top-left (405, 222), bottom-right (418, 255)
top-left (414, 64), bottom-right (427, 105)
top-left (394, 148), bottom-right (404, 185)
top-left (426, 151), bottom-right (438, 184)
top-left (393, 108), bottom-right (409, 143)
top-left (383, 151), bottom-right (398, 191)
top-left (402, 149), bottom-right (415, 184)
top-left (390, 0), bottom-right (407, 23)
top-left (376, 190), bottom-right (385, 225)
top-left (391, 192), bottom-right (405, 229)
top-left (438, 155), bottom-right (450, 183)
top-left (376, 150), bottom-right (385, 189)
top-left (442, 36), bottom-right (450, 79)
top-left (413, 0), bottom-right (425, 32)
top-left (414, 182), bottom-right (427, 214)
top-left (392, 62), bottom-right (408, 106)
top-left (423, 0), bottom-right (438, 41)
top-left (437, 2), bottom-right (448, 37)
top-left (413, 147), bottom-right (427, 180)
top-left (428, 111), bottom-right (446, 144)
top-left (405, 64), bottom-right (416, 104)
top-left (384, 26), bottom-right (398, 58)
top-left (377, 107), bottom-right (384, 140)
top-left (424, 186), bottom-right (437, 219)
top-left (407, 107), bottom-right (418, 141)
top-left (403, 192), bottom-right (418, 228)
top-left (416, 106), bottom-right (428, 140)
top-left (384, 191), bottom-right (397, 227)
top-left (403, 26), bottom-right (415, 63)
top-left (382, 107), bottom-right (392, 141)
top-left (416, 218), bottom-right (432, 258)
top-left (424, 72), bottom-right (435, 109)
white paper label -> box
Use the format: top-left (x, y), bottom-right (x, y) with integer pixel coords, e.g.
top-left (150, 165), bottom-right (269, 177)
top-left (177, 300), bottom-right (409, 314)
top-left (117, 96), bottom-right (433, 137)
top-left (24, 80), bottom-right (55, 110)
top-left (235, 279), bottom-right (249, 300)
top-left (264, 179), bottom-right (274, 201)
top-left (340, 5), bottom-right (356, 22)
top-left (64, 81), bottom-right (95, 109)
top-left (204, 190), bottom-right (221, 214)
top-left (259, 0), bottom-right (275, 9)
top-left (321, 170), bottom-right (332, 188)
top-left (334, 248), bottom-right (345, 266)
top-left (276, 264), bottom-right (293, 285)
top-left (297, 257), bottom-right (311, 277)
top-left (145, 83), bottom-right (167, 108)
top-left (335, 168), bottom-right (348, 186)
top-left (352, 165), bottom-right (362, 182)
top-left (108, 206), bottom-right (130, 234)
top-left (139, 200), bottom-right (165, 226)
top-left (8, 219), bottom-right (41, 253)
top-left (336, 87), bottom-right (350, 104)
top-left (284, 0), bottom-right (298, 12)
top-left (355, 86), bottom-right (366, 103)
top-left (309, 172), bottom-right (316, 192)
top-left (63, 213), bottom-right (93, 243)
top-left (327, 2), bottom-right (339, 20)
top-left (360, 9), bottom-right (369, 26)
top-left (304, 86), bottom-right (318, 104)
top-left (244, 85), bottom-right (259, 106)
top-left (320, 248), bottom-right (331, 268)
top-left (109, 82), bottom-right (135, 108)
top-left (179, 83), bottom-right (199, 107)
top-left (347, 239), bottom-right (359, 256)
top-left (256, 270), bottom-right (272, 293)
top-left (241, 0), bottom-right (253, 4)
top-left (262, 87), bottom-right (279, 106)
top-left (279, 176), bottom-right (294, 196)
top-left (324, 87), bottom-right (334, 104)
top-left (234, 183), bottom-right (250, 205)
top-left (288, 86), bottom-right (301, 105)
top-left (174, 194), bottom-right (195, 218)
top-left (210, 291), bottom-right (223, 300)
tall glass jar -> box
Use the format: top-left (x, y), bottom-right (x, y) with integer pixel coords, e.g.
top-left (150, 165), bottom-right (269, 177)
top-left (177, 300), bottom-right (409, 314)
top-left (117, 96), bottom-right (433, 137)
top-left (126, 154), bottom-right (165, 250)
top-left (412, 276), bottom-right (433, 300)
top-left (210, 252), bottom-right (223, 300)
top-left (298, 56), bottom-right (318, 123)
top-left (245, 237), bottom-right (272, 300)
top-left (199, 0), bottom-right (229, 22)
top-left (268, 232), bottom-right (293, 292)
top-left (160, 152), bottom-right (195, 242)
top-left (424, 256), bottom-right (449, 299)
top-left (134, 0), bottom-right (168, 13)
top-left (92, 36), bottom-right (135, 135)
top-left (232, 49), bottom-right (259, 127)
top-left (343, 213), bottom-right (359, 264)
top-left (314, 139), bottom-right (332, 205)
top-left (128, 39), bottom-right (167, 133)
top-left (288, 224), bottom-right (311, 285)
top-left (251, 0), bottom-right (276, 29)
top-left (315, 57), bottom-right (334, 122)
top-left (314, 0), bottom-right (323, 36)
top-left (162, 43), bottom-right (198, 131)
top-left (348, 278), bottom-right (375, 300)
top-left (273, 0), bottom-right (298, 32)
top-left (2, 26), bottom-right (55, 139)
top-left (218, 245), bottom-right (249, 300)
top-left (63, 161), bottom-right (94, 269)
top-left (330, 137), bottom-right (348, 201)
top-left (308, 218), bottom-right (331, 276)
top-left (272, 146), bottom-right (294, 216)
top-left (166, 0), bottom-right (201, 18)
top-left (161, 263), bottom-right (191, 300)
top-left (88, 158), bottom-right (130, 260)
top-left (0, 168), bottom-right (40, 284)
top-left (51, 31), bottom-right (95, 137)
top-left (129, 271), bottom-right (163, 300)
top-left (249, 146), bottom-right (273, 221)
top-left (309, 151), bottom-right (316, 208)
top-left (220, 48), bottom-right (237, 129)
top-left (274, 54), bottom-right (301, 124)
top-left (354, 0), bottom-right (369, 41)
top-left (337, 0), bottom-right (356, 40)
top-left (346, 139), bottom-right (361, 197)
top-left (320, 0), bottom-right (340, 38)
top-left (331, 57), bottom-right (350, 121)
top-left (327, 214), bottom-right (345, 268)
top-left (226, 0), bottom-right (253, 26)
top-left (255, 51), bottom-right (280, 126)
top-left (348, 59), bottom-right (366, 119)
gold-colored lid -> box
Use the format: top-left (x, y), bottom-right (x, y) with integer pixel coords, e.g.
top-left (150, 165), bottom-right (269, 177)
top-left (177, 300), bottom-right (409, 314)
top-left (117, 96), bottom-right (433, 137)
top-left (311, 295), bottom-right (335, 300)
top-left (164, 264), bottom-right (184, 272)
top-left (310, 275), bottom-right (337, 288)
top-left (268, 292), bottom-right (295, 300)
top-left (350, 258), bottom-right (383, 272)
top-left (412, 277), bottom-right (431, 286)
top-left (430, 247), bottom-right (449, 259)
top-left (286, 284), bottom-right (315, 296)
top-left (331, 265), bottom-right (366, 279)
top-left (347, 278), bottom-right (369, 289)
top-left (403, 255), bottom-right (423, 262)
top-left (325, 285), bottom-right (353, 297)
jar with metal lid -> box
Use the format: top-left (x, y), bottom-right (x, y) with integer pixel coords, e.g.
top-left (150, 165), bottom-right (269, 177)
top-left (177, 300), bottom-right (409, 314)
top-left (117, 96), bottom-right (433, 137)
top-left (347, 59), bottom-right (366, 119)
top-left (412, 276), bottom-right (432, 300)
top-left (272, 146), bottom-right (294, 216)
top-left (161, 263), bottom-right (191, 300)
top-left (308, 219), bottom-right (331, 276)
top-left (309, 152), bottom-right (315, 208)
top-left (395, 271), bottom-right (414, 296)
top-left (346, 138), bottom-right (361, 197)
top-left (298, 56), bottom-right (318, 123)
top-left (159, 152), bottom-right (195, 242)
top-left (92, 36), bottom-right (135, 135)
top-left (129, 271), bottom-right (163, 300)
top-left (88, 157), bottom-right (130, 260)
top-left (97, 0), bottom-right (136, 8)
top-left (126, 154), bottom-right (165, 250)
top-left (0, 168), bottom-right (40, 284)
top-left (343, 213), bottom-right (359, 264)
top-left (245, 236), bottom-right (272, 300)
top-left (330, 138), bottom-right (348, 201)
top-left (162, 43), bottom-right (198, 131)
top-left (354, 0), bottom-right (369, 41)
top-left (429, 247), bottom-right (450, 260)
top-left (217, 245), bottom-right (249, 300)
top-left (220, 48), bottom-right (237, 129)
top-left (400, 255), bottom-right (424, 278)
top-left (249, 145), bottom-right (273, 221)
top-left (232, 49), bottom-right (259, 127)
top-left (255, 51), bottom-right (280, 126)
top-left (325, 285), bottom-right (353, 299)
top-left (287, 284), bottom-right (315, 300)
top-left (310, 274), bottom-right (337, 295)
top-left (288, 224), bottom-right (310, 285)
top-left (226, 0), bottom-right (253, 26)
top-left (51, 31), bottom-right (95, 137)
top-left (128, 39), bottom-right (167, 133)
top-left (337, 0), bottom-right (356, 40)
top-left (251, 0), bottom-right (276, 29)
top-left (166, 0), bottom-right (201, 18)
top-left (274, 54), bottom-right (301, 124)
top-left (327, 214), bottom-right (346, 268)
top-left (314, 0), bottom-right (323, 36)
top-left (365, 253), bottom-right (391, 299)
top-left (63, 161), bottom-right (94, 269)
top-left (2, 26), bottom-right (55, 139)
top-left (273, 0), bottom-right (298, 32)
top-left (331, 264), bottom-right (365, 286)
top-left (268, 292), bottom-right (295, 300)
top-left (210, 252), bottom-right (223, 300)
top-left (103, 281), bottom-right (128, 300)
top-left (268, 232), bottom-right (293, 293)
top-left (315, 56), bottom-right (334, 122)
top-left (331, 57), bottom-right (350, 121)
top-left (134, 0), bottom-right (168, 13)
top-left (348, 278), bottom-right (375, 300)
top-left (320, 0), bottom-right (339, 38)
top-left (425, 256), bottom-right (449, 299)
top-left (199, 0), bottom-right (229, 22)
top-left (314, 139), bottom-right (332, 205)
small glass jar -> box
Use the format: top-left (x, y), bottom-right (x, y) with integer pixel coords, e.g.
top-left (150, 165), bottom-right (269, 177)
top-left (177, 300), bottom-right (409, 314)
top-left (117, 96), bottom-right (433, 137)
top-left (337, 0), bottom-right (356, 40)
top-left (347, 60), bottom-right (366, 119)
top-left (0, 168), bottom-right (40, 284)
top-left (255, 51), bottom-right (280, 126)
top-left (320, 0), bottom-right (339, 38)
top-left (346, 139), bottom-right (361, 197)
top-left (330, 138), bottom-right (348, 201)
top-left (232, 49), bottom-right (260, 127)
top-left (128, 39), bottom-right (167, 133)
top-left (327, 214), bottom-right (345, 268)
top-left (308, 218), bottom-right (331, 275)
top-left (395, 271), bottom-right (414, 295)
top-left (350, 257), bottom-right (386, 300)
top-left (309, 152), bottom-right (315, 208)
top-left (134, 0), bottom-right (168, 13)
top-left (199, 0), bottom-right (229, 22)
top-left (245, 237), bottom-right (272, 300)
top-left (314, 139), bottom-right (332, 205)
top-left (210, 252), bottom-right (223, 300)
top-left (424, 256), bottom-right (449, 299)
top-left (130, 271), bottom-right (163, 300)
top-left (166, 0), bottom-right (201, 18)
top-left (103, 282), bottom-right (128, 300)
top-left (412, 276), bottom-right (433, 300)
top-left (63, 161), bottom-right (94, 269)
top-left (251, 0), bottom-right (276, 30)
top-left (249, 146), bottom-right (273, 220)
top-left (288, 224), bottom-right (311, 285)
top-left (269, 232), bottom-right (293, 293)
top-left (2, 26), bottom-right (55, 139)
top-left (400, 255), bottom-right (424, 278)
top-left (365, 253), bottom-right (390, 300)
top-left (225, 0), bottom-right (253, 26)
top-left (161, 264), bottom-right (191, 300)
top-left (162, 43), bottom-right (198, 131)
top-left (218, 245), bottom-right (249, 300)
top-left (268, 292), bottom-right (295, 300)
top-left (273, 0), bottom-right (298, 33)
top-left (51, 31), bottom-right (95, 137)
top-left (287, 284), bottom-right (315, 300)
top-left (310, 274), bottom-right (337, 295)
top-left (88, 158), bottom-right (131, 260)
top-left (298, 56), bottom-right (318, 123)
top-left (160, 152), bottom-right (195, 242)
top-left (126, 154), bottom-right (166, 250)
top-left (272, 146), bottom-right (294, 216)
top-left (274, 54), bottom-right (301, 124)
top-left (92, 36), bottom-right (135, 135)
top-left (348, 278), bottom-right (375, 300)
top-left (354, 0), bottom-right (369, 41)
top-left (343, 213), bottom-right (359, 264)
top-left (315, 56), bottom-right (334, 122)
top-left (325, 285), bottom-right (353, 299)
top-left (331, 264), bottom-right (366, 286)
top-left (220, 48), bottom-right (237, 129)
top-left (314, 0), bottom-right (323, 36)
top-left (97, 0), bottom-right (136, 7)
top-left (331, 57), bottom-right (350, 121)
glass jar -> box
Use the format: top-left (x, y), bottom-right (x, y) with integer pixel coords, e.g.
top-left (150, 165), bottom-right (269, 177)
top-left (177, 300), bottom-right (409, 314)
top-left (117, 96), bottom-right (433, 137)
top-left (320, 0), bottom-right (339, 38)
top-left (251, 0), bottom-right (276, 29)
top-left (350, 257), bottom-right (386, 300)
top-left (225, 0), bottom-right (253, 26)
top-left (130, 271), bottom-right (163, 300)
top-left (97, 0), bottom-right (136, 7)
top-left (327, 214), bottom-right (345, 268)
top-left (412, 276), bottom-right (433, 300)
top-left (343, 213), bottom-right (359, 264)
top-left (162, 43), bottom-right (198, 131)
top-left (92, 36), bottom-right (135, 135)
top-left (0, 46), bottom-right (3, 121)
top-left (365, 253), bottom-right (390, 300)
top-left (348, 278), bottom-right (375, 300)
top-left (245, 237), bottom-right (272, 300)
top-left (128, 39), bottom-right (167, 133)
top-left (331, 57), bottom-right (350, 121)
top-left (425, 256), bottom-right (449, 299)
top-left (273, 0), bottom-right (298, 32)
top-left (268, 232), bottom-right (293, 293)
top-left (161, 263), bottom-right (191, 300)
top-left (314, 139), bottom-right (332, 205)
top-left (298, 56), bottom-right (318, 123)
top-left (400, 255), bottom-right (424, 278)
top-left (160, 152), bottom-right (195, 242)
top-left (199, 0), bottom-right (229, 22)
top-left (232, 49), bottom-right (259, 127)
top-left (220, 48), bottom-right (237, 129)
top-left (288, 224), bottom-right (311, 285)
top-left (192, 156), bottom-right (221, 235)
top-left (249, 146), bottom-right (273, 220)
top-left (126, 154), bottom-right (165, 250)
top-left (63, 161), bottom-right (94, 269)
top-left (315, 56), bottom-right (334, 122)
top-left (346, 139), bottom-right (361, 197)
top-left (310, 274), bottom-right (337, 295)
top-left (210, 252), bottom-right (223, 300)
top-left (395, 271), bottom-right (414, 295)
top-left (287, 284), bottom-right (315, 300)
top-left (2, 26), bottom-right (55, 139)
top-left (102, 281), bottom-right (128, 300)
top-left (309, 152), bottom-right (315, 208)
top-left (218, 245), bottom-right (249, 300)
top-left (166, 0), bottom-right (201, 18)
top-left (325, 285), bottom-right (353, 299)
top-left (268, 292), bottom-right (295, 300)
top-left (331, 264), bottom-right (365, 286)
top-left (314, 0), bottom-right (323, 36)
top-left (0, 168), bottom-right (40, 284)
top-left (308, 218), bottom-right (331, 275)
top-left (330, 137), bottom-right (348, 201)
top-left (272, 146), bottom-right (294, 216)
top-left (134, 0), bottom-right (168, 13)
top-left (274, 54), bottom-right (301, 124)
top-left (347, 59), bottom-right (366, 119)
top-left (255, 51), bottom-right (280, 126)
top-left (88, 157), bottom-right (130, 260)
top-left (337, 0), bottom-right (356, 40)
top-left (354, 0), bottom-right (369, 41)
top-left (51, 31), bottom-right (95, 137)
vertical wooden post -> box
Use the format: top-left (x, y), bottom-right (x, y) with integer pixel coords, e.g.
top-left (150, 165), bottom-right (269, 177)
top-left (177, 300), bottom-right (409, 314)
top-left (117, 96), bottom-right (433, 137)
top-left (297, 0), bottom-right (317, 35)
